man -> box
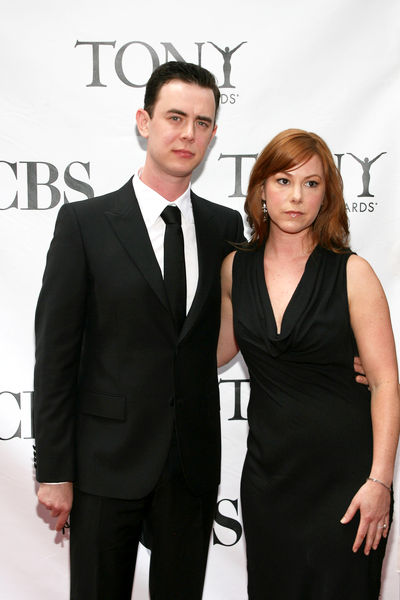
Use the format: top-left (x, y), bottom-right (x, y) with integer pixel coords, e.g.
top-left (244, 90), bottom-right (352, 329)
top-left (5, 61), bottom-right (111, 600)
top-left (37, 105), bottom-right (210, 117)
top-left (34, 61), bottom-right (244, 599)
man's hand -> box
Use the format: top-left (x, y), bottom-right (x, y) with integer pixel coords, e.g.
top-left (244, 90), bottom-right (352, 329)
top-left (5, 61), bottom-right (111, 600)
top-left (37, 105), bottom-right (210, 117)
top-left (354, 356), bottom-right (369, 386)
top-left (37, 482), bottom-right (73, 531)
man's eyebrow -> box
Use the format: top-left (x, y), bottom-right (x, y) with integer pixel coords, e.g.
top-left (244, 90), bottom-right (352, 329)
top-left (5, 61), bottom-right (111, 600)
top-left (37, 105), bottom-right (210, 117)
top-left (167, 109), bottom-right (187, 117)
top-left (167, 109), bottom-right (213, 124)
top-left (197, 115), bottom-right (213, 124)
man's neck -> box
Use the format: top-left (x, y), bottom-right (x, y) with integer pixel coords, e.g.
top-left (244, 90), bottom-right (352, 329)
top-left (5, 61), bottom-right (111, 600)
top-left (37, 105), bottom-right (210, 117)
top-left (140, 165), bottom-right (191, 203)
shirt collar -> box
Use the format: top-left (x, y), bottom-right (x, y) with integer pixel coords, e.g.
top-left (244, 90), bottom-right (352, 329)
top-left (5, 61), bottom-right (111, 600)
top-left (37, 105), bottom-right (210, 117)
top-left (132, 168), bottom-right (194, 228)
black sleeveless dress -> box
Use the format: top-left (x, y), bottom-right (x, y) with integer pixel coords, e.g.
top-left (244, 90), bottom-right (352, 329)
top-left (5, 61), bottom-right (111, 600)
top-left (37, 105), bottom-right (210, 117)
top-left (232, 245), bottom-right (388, 600)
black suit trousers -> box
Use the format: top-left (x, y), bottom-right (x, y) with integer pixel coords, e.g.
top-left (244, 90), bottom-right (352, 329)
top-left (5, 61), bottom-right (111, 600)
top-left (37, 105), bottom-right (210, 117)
top-left (70, 435), bottom-right (218, 600)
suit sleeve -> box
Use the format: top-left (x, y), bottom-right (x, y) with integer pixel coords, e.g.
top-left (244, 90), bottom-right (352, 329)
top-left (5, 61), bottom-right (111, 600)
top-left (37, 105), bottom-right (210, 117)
top-left (233, 209), bottom-right (246, 244)
top-left (222, 209), bottom-right (245, 258)
top-left (34, 203), bottom-right (88, 483)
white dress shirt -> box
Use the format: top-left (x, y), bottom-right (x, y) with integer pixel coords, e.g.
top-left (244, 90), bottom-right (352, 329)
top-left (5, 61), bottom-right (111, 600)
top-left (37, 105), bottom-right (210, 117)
top-left (132, 170), bottom-right (199, 314)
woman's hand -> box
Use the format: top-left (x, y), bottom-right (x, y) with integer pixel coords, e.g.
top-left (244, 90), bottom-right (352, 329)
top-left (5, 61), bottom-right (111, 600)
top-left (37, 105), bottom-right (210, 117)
top-left (340, 479), bottom-right (391, 555)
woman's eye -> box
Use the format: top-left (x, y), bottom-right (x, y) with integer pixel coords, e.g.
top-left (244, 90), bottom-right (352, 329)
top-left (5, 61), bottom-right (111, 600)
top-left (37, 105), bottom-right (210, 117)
top-left (277, 178), bottom-right (289, 185)
top-left (305, 180), bottom-right (318, 187)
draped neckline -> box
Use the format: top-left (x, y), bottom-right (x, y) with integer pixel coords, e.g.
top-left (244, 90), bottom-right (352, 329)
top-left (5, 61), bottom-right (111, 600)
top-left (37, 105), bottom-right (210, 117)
top-left (256, 243), bottom-right (322, 342)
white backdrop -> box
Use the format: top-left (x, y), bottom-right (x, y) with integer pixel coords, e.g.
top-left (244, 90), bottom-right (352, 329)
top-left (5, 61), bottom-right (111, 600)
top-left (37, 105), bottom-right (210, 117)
top-left (1, 0), bottom-right (399, 598)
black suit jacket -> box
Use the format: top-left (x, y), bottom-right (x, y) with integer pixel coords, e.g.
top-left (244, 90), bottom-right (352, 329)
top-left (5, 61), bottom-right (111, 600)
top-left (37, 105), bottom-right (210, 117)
top-left (34, 179), bottom-right (244, 499)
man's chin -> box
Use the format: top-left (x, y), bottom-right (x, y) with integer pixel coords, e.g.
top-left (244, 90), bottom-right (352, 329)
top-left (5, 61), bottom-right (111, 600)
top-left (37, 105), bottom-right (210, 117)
top-left (168, 162), bottom-right (200, 179)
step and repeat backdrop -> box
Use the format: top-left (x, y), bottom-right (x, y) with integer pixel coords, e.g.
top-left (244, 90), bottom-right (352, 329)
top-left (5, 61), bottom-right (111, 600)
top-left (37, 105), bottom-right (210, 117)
top-left (1, 0), bottom-right (399, 598)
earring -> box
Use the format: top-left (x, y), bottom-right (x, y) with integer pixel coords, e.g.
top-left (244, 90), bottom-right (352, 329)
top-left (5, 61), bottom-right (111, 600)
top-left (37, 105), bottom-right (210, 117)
top-left (261, 198), bottom-right (268, 222)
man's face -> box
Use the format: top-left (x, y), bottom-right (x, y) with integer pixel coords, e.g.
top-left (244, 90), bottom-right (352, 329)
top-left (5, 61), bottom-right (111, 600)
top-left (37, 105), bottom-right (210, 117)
top-left (137, 80), bottom-right (217, 182)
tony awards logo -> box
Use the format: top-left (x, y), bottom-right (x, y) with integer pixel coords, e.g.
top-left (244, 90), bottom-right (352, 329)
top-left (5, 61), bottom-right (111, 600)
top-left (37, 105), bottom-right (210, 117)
top-left (74, 40), bottom-right (247, 104)
top-left (218, 151), bottom-right (387, 213)
top-left (346, 152), bottom-right (386, 197)
top-left (342, 151), bottom-right (387, 212)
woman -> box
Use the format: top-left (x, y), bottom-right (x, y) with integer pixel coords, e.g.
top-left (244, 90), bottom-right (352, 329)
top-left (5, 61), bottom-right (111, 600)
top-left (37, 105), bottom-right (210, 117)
top-left (218, 129), bottom-right (399, 599)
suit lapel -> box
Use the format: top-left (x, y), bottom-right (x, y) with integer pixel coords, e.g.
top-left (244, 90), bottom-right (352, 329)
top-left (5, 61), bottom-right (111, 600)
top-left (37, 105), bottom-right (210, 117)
top-left (104, 182), bottom-right (220, 341)
top-left (104, 180), bottom-right (170, 315)
top-left (179, 192), bottom-right (219, 341)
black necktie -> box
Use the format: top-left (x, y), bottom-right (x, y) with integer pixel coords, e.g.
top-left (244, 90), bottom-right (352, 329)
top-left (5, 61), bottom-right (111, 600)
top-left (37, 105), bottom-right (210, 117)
top-left (160, 205), bottom-right (187, 332)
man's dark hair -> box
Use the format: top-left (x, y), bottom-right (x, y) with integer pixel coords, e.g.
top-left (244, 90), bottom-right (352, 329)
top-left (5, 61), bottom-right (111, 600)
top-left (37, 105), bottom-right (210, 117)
top-left (144, 61), bottom-right (220, 121)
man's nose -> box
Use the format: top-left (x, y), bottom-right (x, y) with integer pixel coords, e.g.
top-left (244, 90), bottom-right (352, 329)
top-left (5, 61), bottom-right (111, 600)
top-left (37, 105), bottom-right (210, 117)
top-left (181, 121), bottom-right (195, 141)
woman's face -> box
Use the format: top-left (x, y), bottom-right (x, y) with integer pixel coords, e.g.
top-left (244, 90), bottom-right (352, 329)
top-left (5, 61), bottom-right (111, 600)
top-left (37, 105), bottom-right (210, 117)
top-left (262, 154), bottom-right (325, 237)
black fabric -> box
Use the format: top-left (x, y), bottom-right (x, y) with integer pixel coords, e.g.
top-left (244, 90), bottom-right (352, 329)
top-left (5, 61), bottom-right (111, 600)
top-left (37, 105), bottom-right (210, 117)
top-left (232, 245), bottom-right (388, 600)
top-left (161, 205), bottom-right (187, 333)
top-left (70, 436), bottom-right (217, 600)
top-left (34, 177), bottom-right (245, 597)
top-left (34, 181), bottom-right (245, 499)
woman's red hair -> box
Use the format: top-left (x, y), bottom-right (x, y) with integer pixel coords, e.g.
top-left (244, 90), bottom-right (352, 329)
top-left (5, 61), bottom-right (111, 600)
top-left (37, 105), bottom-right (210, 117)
top-left (244, 129), bottom-right (350, 251)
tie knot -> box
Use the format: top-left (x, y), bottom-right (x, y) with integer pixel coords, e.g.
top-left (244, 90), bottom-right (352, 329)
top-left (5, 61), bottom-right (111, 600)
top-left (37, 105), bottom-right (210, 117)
top-left (161, 205), bottom-right (181, 226)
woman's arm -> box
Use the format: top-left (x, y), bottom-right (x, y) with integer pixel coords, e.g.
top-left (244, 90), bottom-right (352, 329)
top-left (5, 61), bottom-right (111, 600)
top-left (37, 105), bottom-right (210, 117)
top-left (217, 251), bottom-right (239, 367)
top-left (340, 254), bottom-right (400, 554)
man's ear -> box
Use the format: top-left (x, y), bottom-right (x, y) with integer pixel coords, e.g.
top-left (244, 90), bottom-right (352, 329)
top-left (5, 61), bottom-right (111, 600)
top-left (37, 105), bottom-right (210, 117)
top-left (210, 124), bottom-right (217, 144)
top-left (136, 109), bottom-right (150, 138)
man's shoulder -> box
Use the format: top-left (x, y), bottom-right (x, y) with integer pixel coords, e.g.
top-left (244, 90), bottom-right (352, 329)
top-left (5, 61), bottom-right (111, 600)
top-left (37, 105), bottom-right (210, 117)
top-left (60, 179), bottom-right (133, 218)
top-left (191, 190), bottom-right (240, 219)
